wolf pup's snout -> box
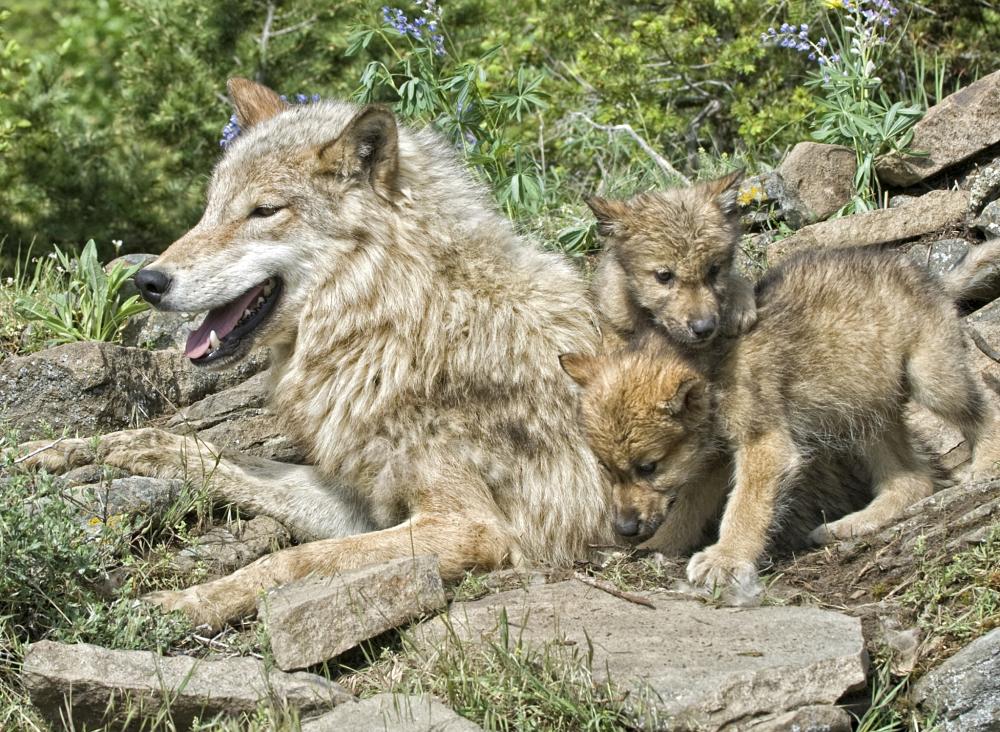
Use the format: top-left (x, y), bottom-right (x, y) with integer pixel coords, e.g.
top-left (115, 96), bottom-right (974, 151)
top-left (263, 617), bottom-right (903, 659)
top-left (613, 507), bottom-right (641, 537)
top-left (688, 315), bottom-right (718, 340)
top-left (134, 268), bottom-right (172, 305)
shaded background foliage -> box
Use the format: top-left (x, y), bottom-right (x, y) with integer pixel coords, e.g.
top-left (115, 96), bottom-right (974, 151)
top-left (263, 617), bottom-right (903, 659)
top-left (1, 0), bottom-right (1000, 261)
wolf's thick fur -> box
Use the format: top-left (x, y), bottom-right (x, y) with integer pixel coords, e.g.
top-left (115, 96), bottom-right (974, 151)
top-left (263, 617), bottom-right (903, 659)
top-left (567, 246), bottom-right (1000, 589)
top-left (16, 79), bottom-right (613, 627)
top-left (588, 171), bottom-right (758, 362)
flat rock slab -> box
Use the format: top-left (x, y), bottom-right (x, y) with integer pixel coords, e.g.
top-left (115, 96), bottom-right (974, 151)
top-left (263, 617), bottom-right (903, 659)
top-left (912, 628), bottom-right (1000, 732)
top-left (416, 581), bottom-right (867, 732)
top-left (769, 189), bottom-right (968, 262)
top-left (260, 556), bottom-right (447, 671)
top-left (301, 693), bottom-right (482, 731)
top-left (22, 640), bottom-right (353, 730)
top-left (0, 341), bottom-right (267, 436)
top-left (877, 69), bottom-right (1000, 186)
top-left (778, 141), bottom-right (856, 222)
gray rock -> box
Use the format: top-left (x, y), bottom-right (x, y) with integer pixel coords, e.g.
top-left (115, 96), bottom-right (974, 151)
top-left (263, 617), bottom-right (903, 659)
top-left (166, 371), bottom-right (306, 462)
top-left (415, 581), bottom-right (868, 731)
top-left (966, 158), bottom-right (1000, 214)
top-left (912, 628), bottom-right (1000, 732)
top-left (120, 309), bottom-right (203, 351)
top-left (738, 171), bottom-right (811, 230)
top-left (770, 190), bottom-right (969, 262)
top-left (973, 200), bottom-right (1000, 238)
top-left (260, 556), bottom-right (448, 671)
top-left (22, 640), bottom-right (353, 730)
top-left (907, 238), bottom-right (971, 278)
top-left (72, 476), bottom-right (186, 527)
top-left (877, 70), bottom-right (1000, 186)
top-left (744, 704), bottom-right (852, 732)
top-left (171, 515), bottom-right (291, 578)
top-left (301, 693), bottom-right (482, 732)
top-left (0, 342), bottom-right (268, 437)
top-left (778, 142), bottom-right (856, 223)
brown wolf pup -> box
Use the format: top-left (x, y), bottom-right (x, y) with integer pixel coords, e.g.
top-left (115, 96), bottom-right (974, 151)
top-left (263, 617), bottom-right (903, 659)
top-left (587, 171), bottom-right (758, 361)
top-left (564, 246), bottom-right (1000, 590)
top-left (14, 78), bottom-right (614, 628)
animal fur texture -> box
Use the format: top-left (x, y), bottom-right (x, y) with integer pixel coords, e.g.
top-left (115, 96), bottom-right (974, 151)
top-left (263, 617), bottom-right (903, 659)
top-left (16, 78), bottom-right (615, 628)
top-left (566, 244), bottom-right (1000, 591)
top-left (587, 171), bottom-right (758, 364)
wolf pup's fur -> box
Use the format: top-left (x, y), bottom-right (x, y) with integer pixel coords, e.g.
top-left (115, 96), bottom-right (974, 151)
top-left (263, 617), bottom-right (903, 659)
top-left (15, 78), bottom-right (614, 628)
top-left (588, 171), bottom-right (758, 360)
top-left (565, 246), bottom-right (1000, 590)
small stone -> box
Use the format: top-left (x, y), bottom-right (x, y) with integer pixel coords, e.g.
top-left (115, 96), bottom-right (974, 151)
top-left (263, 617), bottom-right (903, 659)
top-left (22, 640), bottom-right (353, 730)
top-left (912, 628), bottom-right (1000, 731)
top-left (300, 694), bottom-right (483, 732)
top-left (738, 172), bottom-right (811, 230)
top-left (907, 238), bottom-right (971, 278)
top-left (260, 556), bottom-right (448, 671)
top-left (778, 142), bottom-right (856, 222)
top-left (171, 515), bottom-right (291, 578)
top-left (966, 158), bottom-right (1000, 214)
top-left (973, 200), bottom-right (1000, 238)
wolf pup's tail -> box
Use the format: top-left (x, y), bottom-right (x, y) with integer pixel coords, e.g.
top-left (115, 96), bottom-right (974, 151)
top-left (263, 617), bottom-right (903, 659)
top-left (942, 238), bottom-right (1000, 316)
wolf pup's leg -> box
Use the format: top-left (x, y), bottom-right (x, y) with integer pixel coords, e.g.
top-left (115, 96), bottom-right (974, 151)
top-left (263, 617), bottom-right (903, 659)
top-left (809, 421), bottom-right (934, 544)
top-left (687, 429), bottom-right (800, 588)
top-left (721, 273), bottom-right (758, 337)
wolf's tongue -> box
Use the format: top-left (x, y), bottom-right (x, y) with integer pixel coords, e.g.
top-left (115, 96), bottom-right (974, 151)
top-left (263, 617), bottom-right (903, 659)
top-left (184, 284), bottom-right (266, 359)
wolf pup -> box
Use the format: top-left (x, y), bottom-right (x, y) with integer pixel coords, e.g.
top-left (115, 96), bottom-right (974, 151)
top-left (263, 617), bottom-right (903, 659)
top-left (14, 78), bottom-right (614, 628)
top-left (564, 246), bottom-right (1000, 590)
top-left (587, 171), bottom-right (758, 360)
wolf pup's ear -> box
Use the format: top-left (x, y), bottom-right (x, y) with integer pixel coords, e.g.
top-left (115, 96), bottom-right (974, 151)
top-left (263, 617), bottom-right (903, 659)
top-left (319, 105), bottom-right (400, 201)
top-left (659, 377), bottom-right (705, 418)
top-left (705, 169), bottom-right (744, 217)
top-left (585, 196), bottom-right (629, 238)
top-left (227, 78), bottom-right (288, 130)
top-left (559, 353), bottom-right (597, 388)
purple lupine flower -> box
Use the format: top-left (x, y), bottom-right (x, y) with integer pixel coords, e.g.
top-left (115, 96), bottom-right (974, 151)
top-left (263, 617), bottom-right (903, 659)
top-left (220, 91), bottom-right (321, 149)
top-left (383, 0), bottom-right (446, 55)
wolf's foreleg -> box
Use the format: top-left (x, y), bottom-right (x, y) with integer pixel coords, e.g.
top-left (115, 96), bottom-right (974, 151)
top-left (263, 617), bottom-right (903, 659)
top-left (687, 429), bottom-right (799, 588)
top-left (13, 429), bottom-right (372, 542)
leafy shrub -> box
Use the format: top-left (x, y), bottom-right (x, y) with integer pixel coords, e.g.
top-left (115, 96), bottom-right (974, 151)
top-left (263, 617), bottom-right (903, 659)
top-left (12, 240), bottom-right (148, 347)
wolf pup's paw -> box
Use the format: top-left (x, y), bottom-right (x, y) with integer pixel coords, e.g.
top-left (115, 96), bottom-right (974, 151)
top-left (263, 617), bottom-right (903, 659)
top-left (144, 587), bottom-right (228, 632)
top-left (721, 275), bottom-right (758, 337)
top-left (808, 516), bottom-right (880, 545)
top-left (686, 545), bottom-right (757, 589)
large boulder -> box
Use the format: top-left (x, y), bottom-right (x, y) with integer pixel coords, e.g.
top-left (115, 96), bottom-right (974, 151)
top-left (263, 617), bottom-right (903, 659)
top-left (0, 342), bottom-right (267, 436)
top-left (911, 628), bottom-right (1000, 732)
top-left (22, 640), bottom-right (353, 730)
top-left (877, 70), bottom-right (1000, 186)
top-left (768, 190), bottom-right (969, 262)
top-left (415, 580), bottom-right (868, 731)
top-left (778, 142), bottom-right (856, 223)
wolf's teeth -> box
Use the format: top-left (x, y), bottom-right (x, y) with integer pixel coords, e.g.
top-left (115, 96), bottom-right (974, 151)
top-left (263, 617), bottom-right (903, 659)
top-left (262, 283), bottom-right (273, 296)
top-left (256, 297), bottom-right (265, 306)
top-left (209, 330), bottom-right (221, 351)
top-left (244, 309), bottom-right (252, 319)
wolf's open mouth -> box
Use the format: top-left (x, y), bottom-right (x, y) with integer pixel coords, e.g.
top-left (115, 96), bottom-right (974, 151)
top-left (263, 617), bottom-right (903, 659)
top-left (185, 277), bottom-right (281, 365)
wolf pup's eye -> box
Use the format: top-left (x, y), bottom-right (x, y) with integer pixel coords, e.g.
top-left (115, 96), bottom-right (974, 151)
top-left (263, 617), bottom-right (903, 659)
top-left (654, 270), bottom-right (673, 284)
top-left (707, 263), bottom-right (722, 280)
top-left (635, 461), bottom-right (658, 476)
top-left (250, 205), bottom-right (283, 218)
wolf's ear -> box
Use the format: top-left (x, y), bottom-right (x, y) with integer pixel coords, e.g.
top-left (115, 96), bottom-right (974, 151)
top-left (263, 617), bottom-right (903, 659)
top-left (704, 169), bottom-right (744, 216)
top-left (227, 78), bottom-right (288, 130)
top-left (659, 377), bottom-right (705, 418)
top-left (318, 105), bottom-right (400, 201)
top-left (585, 196), bottom-right (629, 238)
top-left (560, 352), bottom-right (597, 388)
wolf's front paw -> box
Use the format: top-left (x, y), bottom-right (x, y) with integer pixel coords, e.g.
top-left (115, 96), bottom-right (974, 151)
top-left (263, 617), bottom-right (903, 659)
top-left (686, 545), bottom-right (757, 589)
top-left (9, 437), bottom-right (97, 473)
top-left (144, 587), bottom-right (226, 631)
top-left (722, 303), bottom-right (758, 337)
top-left (809, 516), bottom-right (880, 545)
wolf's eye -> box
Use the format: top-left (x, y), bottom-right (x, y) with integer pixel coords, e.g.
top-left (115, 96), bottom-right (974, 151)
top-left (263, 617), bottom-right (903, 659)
top-left (635, 461), bottom-right (658, 477)
top-left (654, 270), bottom-right (673, 285)
top-left (707, 263), bottom-right (722, 280)
top-left (250, 205), bottom-right (283, 218)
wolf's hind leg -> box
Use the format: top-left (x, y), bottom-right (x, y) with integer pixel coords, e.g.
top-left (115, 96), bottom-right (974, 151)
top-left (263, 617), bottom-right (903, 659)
top-left (12, 429), bottom-right (372, 542)
top-left (809, 424), bottom-right (933, 545)
top-left (906, 323), bottom-right (1000, 478)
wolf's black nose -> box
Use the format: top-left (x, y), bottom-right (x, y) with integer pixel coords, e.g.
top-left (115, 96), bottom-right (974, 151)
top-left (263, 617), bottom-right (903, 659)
top-left (614, 511), bottom-right (640, 537)
top-left (688, 317), bottom-right (718, 339)
top-left (134, 268), bottom-right (171, 305)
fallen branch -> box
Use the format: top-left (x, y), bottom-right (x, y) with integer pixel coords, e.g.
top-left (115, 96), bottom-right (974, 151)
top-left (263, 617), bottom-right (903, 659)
top-left (569, 112), bottom-right (690, 185)
top-left (574, 571), bottom-right (656, 609)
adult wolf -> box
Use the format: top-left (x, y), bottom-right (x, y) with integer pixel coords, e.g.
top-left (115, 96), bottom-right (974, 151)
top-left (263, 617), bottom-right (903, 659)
top-left (17, 78), bottom-right (613, 628)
